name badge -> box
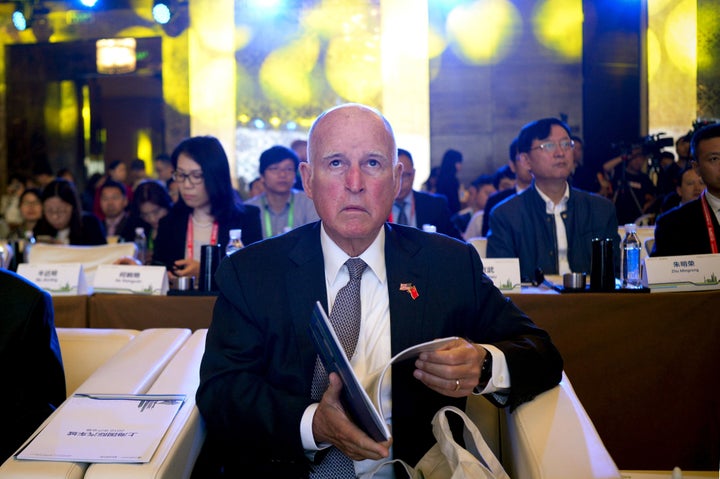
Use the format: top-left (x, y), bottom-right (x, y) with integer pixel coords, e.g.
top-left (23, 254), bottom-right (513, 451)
top-left (482, 258), bottom-right (521, 294)
top-left (17, 263), bottom-right (89, 295)
top-left (643, 253), bottom-right (720, 292)
top-left (93, 265), bottom-right (169, 295)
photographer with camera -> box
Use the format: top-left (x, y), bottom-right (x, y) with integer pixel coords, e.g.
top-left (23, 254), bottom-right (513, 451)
top-left (602, 136), bottom-right (664, 225)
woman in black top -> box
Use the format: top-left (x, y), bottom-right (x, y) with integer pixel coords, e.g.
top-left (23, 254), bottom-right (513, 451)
top-left (435, 149), bottom-right (463, 214)
top-left (34, 179), bottom-right (105, 246)
top-left (154, 136), bottom-right (262, 282)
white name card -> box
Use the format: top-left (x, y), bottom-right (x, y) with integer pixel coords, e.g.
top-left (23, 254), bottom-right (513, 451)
top-left (643, 253), bottom-right (720, 292)
top-left (93, 265), bottom-right (168, 295)
top-left (17, 263), bottom-right (89, 295)
top-left (482, 258), bottom-right (522, 294)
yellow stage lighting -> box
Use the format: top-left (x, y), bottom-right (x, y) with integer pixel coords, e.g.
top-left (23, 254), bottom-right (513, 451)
top-left (532, 0), bottom-right (583, 61)
top-left (446, 0), bottom-right (520, 65)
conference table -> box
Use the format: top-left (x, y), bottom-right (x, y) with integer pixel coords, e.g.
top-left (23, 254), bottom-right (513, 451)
top-left (53, 289), bottom-right (720, 471)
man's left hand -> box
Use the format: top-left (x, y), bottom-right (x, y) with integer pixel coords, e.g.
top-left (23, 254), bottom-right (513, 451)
top-left (412, 338), bottom-right (485, 397)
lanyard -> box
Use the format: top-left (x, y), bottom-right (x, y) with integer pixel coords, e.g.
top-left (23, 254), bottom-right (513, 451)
top-left (186, 215), bottom-right (219, 260)
top-left (263, 193), bottom-right (294, 238)
top-left (700, 191), bottom-right (718, 254)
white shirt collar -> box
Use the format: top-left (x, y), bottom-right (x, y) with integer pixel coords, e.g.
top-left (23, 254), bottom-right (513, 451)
top-left (535, 182), bottom-right (570, 214)
top-left (704, 189), bottom-right (720, 213)
top-left (320, 223), bottom-right (387, 288)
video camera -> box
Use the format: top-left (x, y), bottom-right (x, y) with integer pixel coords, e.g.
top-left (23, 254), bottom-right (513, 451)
top-left (639, 132), bottom-right (674, 158)
top-left (611, 132), bottom-right (673, 159)
top-left (692, 118), bottom-right (718, 133)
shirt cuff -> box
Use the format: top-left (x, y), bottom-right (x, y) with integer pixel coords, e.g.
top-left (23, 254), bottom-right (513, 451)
top-left (473, 344), bottom-right (511, 399)
top-left (301, 402), bottom-right (332, 455)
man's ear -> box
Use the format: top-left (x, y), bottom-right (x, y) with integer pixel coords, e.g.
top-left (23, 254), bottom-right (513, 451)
top-left (518, 152), bottom-right (532, 172)
top-left (393, 162), bottom-right (403, 197)
top-left (299, 162), bottom-right (313, 199)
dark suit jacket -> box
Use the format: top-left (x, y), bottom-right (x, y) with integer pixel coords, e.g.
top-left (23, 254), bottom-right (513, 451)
top-left (0, 270), bottom-right (65, 461)
top-left (153, 202), bottom-right (262, 269)
top-left (196, 221), bottom-right (562, 477)
top-left (412, 190), bottom-right (462, 239)
top-left (487, 185), bottom-right (620, 282)
top-left (651, 198), bottom-right (720, 257)
top-left (481, 188), bottom-right (517, 237)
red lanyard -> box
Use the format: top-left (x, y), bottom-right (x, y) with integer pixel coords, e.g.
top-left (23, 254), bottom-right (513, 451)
top-left (186, 215), bottom-right (219, 259)
top-left (700, 191), bottom-right (718, 254)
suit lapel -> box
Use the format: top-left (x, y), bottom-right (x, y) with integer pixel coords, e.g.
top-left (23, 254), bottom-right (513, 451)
top-left (285, 223), bottom-right (328, 386)
top-left (385, 224), bottom-right (429, 355)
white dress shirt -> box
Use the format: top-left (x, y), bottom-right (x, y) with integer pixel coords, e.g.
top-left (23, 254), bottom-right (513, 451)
top-left (536, 184), bottom-right (571, 275)
top-left (704, 189), bottom-right (720, 225)
top-left (300, 223), bottom-right (510, 478)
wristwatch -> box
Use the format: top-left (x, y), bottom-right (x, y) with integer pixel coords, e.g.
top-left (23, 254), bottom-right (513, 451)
top-left (474, 352), bottom-right (493, 393)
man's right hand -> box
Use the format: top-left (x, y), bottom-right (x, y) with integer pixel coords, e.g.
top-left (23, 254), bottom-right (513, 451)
top-left (312, 373), bottom-right (392, 461)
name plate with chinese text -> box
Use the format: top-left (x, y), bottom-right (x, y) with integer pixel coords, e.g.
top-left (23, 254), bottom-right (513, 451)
top-left (482, 258), bottom-right (521, 294)
top-left (643, 253), bottom-right (720, 292)
top-left (93, 265), bottom-right (168, 295)
top-left (16, 263), bottom-right (89, 295)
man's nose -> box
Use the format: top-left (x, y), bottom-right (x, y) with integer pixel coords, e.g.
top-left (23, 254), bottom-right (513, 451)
top-left (345, 164), bottom-right (364, 192)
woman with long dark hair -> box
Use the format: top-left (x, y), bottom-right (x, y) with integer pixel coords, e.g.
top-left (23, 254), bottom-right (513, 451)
top-left (435, 149), bottom-right (463, 214)
top-left (34, 179), bottom-right (105, 245)
top-left (154, 136), bottom-right (262, 281)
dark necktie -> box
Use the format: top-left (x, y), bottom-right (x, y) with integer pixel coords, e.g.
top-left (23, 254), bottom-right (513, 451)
top-left (309, 258), bottom-right (368, 479)
top-left (394, 200), bottom-right (408, 225)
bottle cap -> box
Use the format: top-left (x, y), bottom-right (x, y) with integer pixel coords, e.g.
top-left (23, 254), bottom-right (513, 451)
top-left (624, 223), bottom-right (636, 233)
top-left (135, 227), bottom-right (145, 235)
top-left (229, 228), bottom-right (242, 239)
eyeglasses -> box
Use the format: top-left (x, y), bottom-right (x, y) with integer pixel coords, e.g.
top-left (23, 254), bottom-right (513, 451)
top-left (172, 170), bottom-right (204, 185)
top-left (264, 165), bottom-right (296, 175)
top-left (530, 140), bottom-right (575, 153)
top-left (45, 207), bottom-right (72, 217)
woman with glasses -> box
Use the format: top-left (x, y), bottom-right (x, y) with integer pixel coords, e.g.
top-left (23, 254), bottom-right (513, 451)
top-left (12, 188), bottom-right (43, 240)
top-left (34, 179), bottom-right (106, 245)
top-left (154, 136), bottom-right (262, 283)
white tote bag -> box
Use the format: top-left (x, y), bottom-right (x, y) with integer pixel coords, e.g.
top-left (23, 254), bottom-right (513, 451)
top-left (361, 405), bottom-right (509, 479)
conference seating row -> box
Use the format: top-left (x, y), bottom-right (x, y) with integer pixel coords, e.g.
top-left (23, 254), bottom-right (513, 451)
top-left (0, 326), bottom-right (623, 479)
top-left (0, 328), bottom-right (207, 479)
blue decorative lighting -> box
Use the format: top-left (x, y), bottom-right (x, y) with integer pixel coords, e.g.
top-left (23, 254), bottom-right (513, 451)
top-left (12, 3), bottom-right (28, 31)
top-left (152, 0), bottom-right (172, 24)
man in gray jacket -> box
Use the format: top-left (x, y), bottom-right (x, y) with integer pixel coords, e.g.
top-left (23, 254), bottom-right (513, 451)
top-left (487, 118), bottom-right (619, 282)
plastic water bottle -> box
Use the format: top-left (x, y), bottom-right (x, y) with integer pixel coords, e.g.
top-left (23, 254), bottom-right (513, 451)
top-left (23, 230), bottom-right (35, 263)
top-left (225, 229), bottom-right (244, 256)
top-left (621, 223), bottom-right (642, 289)
top-left (134, 227), bottom-right (147, 265)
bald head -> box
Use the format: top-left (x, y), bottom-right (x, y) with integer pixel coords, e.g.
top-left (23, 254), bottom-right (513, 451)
top-left (300, 103), bottom-right (401, 256)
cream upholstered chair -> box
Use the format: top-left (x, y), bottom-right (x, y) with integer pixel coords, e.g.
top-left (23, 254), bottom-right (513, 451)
top-left (56, 328), bottom-right (140, 396)
top-left (84, 329), bottom-right (208, 479)
top-left (27, 242), bottom-right (137, 285)
top-left (466, 371), bottom-right (621, 479)
top-left (644, 237), bottom-right (655, 256)
top-left (467, 236), bottom-right (487, 258)
top-left (0, 328), bottom-right (191, 478)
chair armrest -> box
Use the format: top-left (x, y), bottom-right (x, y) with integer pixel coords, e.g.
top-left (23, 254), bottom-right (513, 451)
top-left (85, 329), bottom-right (208, 479)
top-left (0, 328), bottom-right (191, 478)
top-left (57, 328), bottom-right (140, 397)
top-left (505, 371), bottom-right (621, 479)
